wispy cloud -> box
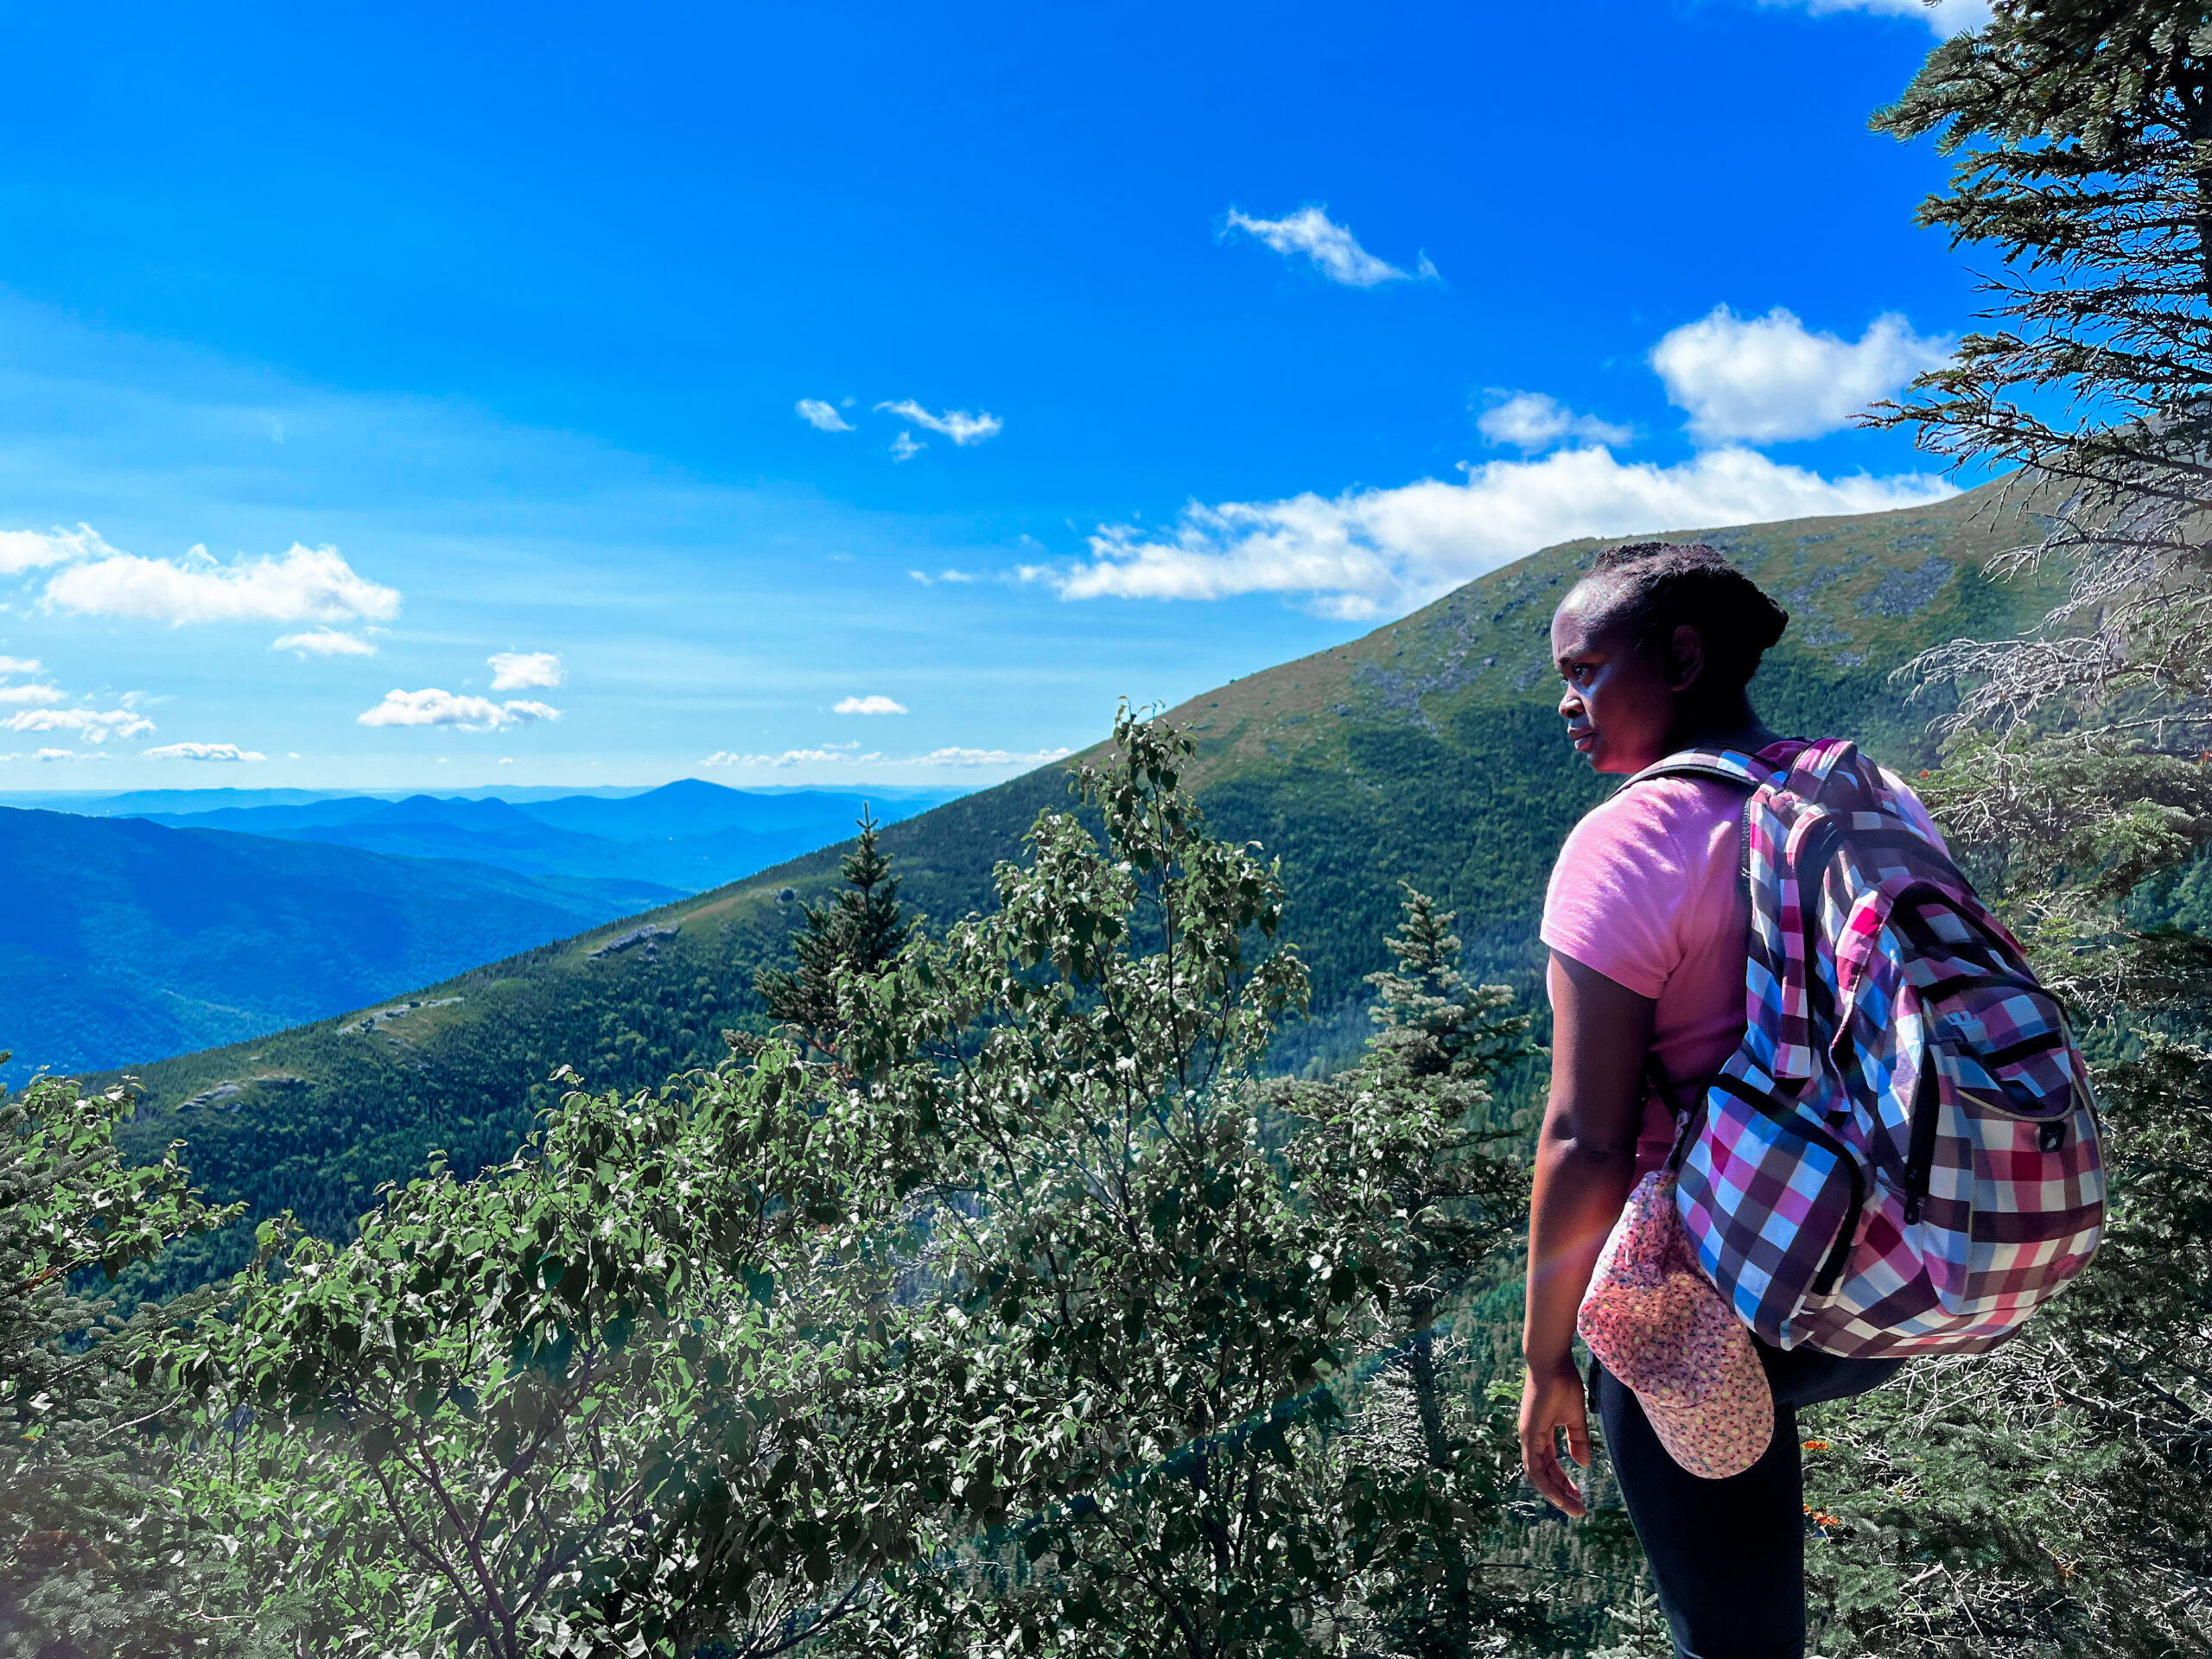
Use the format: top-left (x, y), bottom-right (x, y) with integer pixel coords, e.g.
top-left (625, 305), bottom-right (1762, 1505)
top-left (487, 650), bottom-right (565, 690)
top-left (5, 707), bottom-right (156, 742)
top-left (273, 627), bottom-right (377, 658)
top-left (1477, 391), bottom-right (1633, 453)
top-left (1222, 206), bottom-right (1436, 288)
top-left (907, 569), bottom-right (981, 585)
top-left (890, 431), bottom-right (925, 463)
top-left (0, 683), bottom-right (63, 705)
top-left (700, 741), bottom-right (1066, 771)
top-left (44, 539), bottom-right (402, 626)
top-left (833, 694), bottom-right (908, 715)
top-left (876, 400), bottom-right (1003, 446)
top-left (702, 744), bottom-right (878, 768)
top-left (1761, 0), bottom-right (1988, 39)
top-left (796, 397), bottom-right (855, 432)
top-left (913, 746), bottom-right (1071, 767)
top-left (1650, 306), bottom-right (1953, 443)
top-left (356, 689), bottom-right (560, 732)
top-left (0, 657), bottom-right (41, 676)
top-left (35, 747), bottom-right (90, 762)
top-left (145, 741), bottom-right (265, 761)
top-left (1036, 446), bottom-right (1953, 620)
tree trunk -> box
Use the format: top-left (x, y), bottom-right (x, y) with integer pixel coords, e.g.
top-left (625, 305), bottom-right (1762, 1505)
top-left (1402, 1313), bottom-right (1476, 1653)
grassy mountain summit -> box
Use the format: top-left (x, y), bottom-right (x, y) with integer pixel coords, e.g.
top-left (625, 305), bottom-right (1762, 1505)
top-left (98, 479), bottom-right (2058, 1288)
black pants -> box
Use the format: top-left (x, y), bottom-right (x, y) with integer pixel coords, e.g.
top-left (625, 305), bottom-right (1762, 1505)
top-left (1591, 1340), bottom-right (1905, 1659)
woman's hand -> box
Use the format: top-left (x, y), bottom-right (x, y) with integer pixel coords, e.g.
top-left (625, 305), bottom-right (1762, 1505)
top-left (1519, 1356), bottom-right (1592, 1517)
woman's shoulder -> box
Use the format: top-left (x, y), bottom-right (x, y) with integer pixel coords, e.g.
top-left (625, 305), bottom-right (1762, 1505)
top-left (1560, 773), bottom-right (1743, 867)
top-left (1545, 776), bottom-right (1745, 999)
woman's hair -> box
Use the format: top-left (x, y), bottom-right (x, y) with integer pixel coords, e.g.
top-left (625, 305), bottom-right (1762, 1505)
top-left (1584, 541), bottom-right (1790, 694)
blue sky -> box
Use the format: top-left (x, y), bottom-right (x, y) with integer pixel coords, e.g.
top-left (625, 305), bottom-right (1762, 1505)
top-left (0, 0), bottom-right (1986, 789)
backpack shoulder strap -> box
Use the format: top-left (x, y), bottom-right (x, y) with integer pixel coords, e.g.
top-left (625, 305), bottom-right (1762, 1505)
top-left (1620, 746), bottom-right (1783, 794)
top-left (1789, 739), bottom-right (1944, 843)
top-left (1786, 737), bottom-right (1866, 798)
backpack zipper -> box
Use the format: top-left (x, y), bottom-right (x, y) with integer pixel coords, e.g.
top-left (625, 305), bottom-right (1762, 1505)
top-left (1902, 1052), bottom-right (1941, 1226)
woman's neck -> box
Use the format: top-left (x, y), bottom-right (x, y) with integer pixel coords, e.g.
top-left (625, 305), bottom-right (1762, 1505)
top-left (1665, 691), bottom-right (1779, 757)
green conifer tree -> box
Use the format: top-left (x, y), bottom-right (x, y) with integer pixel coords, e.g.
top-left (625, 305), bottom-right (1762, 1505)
top-left (753, 809), bottom-right (913, 1059)
top-left (1268, 887), bottom-right (1536, 1656)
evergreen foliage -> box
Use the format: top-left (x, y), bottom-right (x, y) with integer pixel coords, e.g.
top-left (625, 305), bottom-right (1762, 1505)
top-left (753, 810), bottom-right (912, 1058)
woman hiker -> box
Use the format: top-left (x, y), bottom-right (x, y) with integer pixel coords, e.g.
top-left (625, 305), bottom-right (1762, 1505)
top-left (1516, 542), bottom-right (1939, 1659)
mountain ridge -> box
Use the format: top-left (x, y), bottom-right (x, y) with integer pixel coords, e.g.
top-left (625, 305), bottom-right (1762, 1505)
top-left (123, 783), bottom-right (967, 893)
top-left (0, 810), bottom-right (685, 1084)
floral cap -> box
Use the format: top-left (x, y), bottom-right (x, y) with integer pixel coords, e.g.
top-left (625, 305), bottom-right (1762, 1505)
top-left (1578, 1168), bottom-right (1775, 1480)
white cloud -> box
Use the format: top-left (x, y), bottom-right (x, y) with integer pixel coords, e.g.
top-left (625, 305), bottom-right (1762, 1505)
top-left (0, 683), bottom-right (62, 704)
top-left (0, 656), bottom-right (42, 675)
top-left (907, 569), bottom-right (980, 585)
top-left (703, 745), bottom-right (880, 768)
top-left (890, 431), bottom-right (925, 462)
top-left (45, 541), bottom-right (402, 626)
top-left (912, 747), bottom-right (1072, 767)
top-left (488, 650), bottom-right (565, 690)
top-left (272, 627), bottom-right (377, 658)
top-left (0, 524), bottom-right (118, 575)
top-left (834, 694), bottom-right (908, 715)
top-left (6, 707), bottom-right (156, 742)
top-left (701, 742), bottom-right (1063, 770)
top-left (1764, 0), bottom-right (1988, 38)
top-left (356, 689), bottom-right (560, 732)
top-left (1650, 306), bottom-right (1953, 443)
top-left (499, 756), bottom-right (515, 765)
top-left (35, 747), bottom-right (79, 761)
top-left (1477, 391), bottom-right (1634, 453)
top-left (145, 741), bottom-right (265, 762)
top-left (876, 400), bottom-right (1003, 446)
top-left (1222, 206), bottom-right (1436, 288)
top-left (796, 398), bottom-right (855, 432)
top-left (1039, 445), bottom-right (1954, 620)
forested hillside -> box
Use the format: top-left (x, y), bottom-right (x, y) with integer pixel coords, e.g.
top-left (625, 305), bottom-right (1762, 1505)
top-left (99, 479), bottom-right (2063, 1287)
top-left (0, 810), bottom-right (681, 1085)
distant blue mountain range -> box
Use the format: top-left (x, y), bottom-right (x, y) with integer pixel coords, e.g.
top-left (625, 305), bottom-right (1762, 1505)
top-left (0, 780), bottom-right (966, 1080)
top-left (121, 779), bottom-right (966, 893)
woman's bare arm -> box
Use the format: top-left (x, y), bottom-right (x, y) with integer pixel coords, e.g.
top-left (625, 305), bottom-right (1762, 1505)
top-left (1518, 949), bottom-right (1655, 1516)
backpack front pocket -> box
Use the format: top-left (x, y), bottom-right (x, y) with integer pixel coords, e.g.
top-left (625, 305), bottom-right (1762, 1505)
top-left (1906, 1034), bottom-right (2107, 1320)
top-left (1675, 1067), bottom-right (1866, 1349)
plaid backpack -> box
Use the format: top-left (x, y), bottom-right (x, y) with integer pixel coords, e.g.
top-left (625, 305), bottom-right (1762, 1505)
top-left (1635, 739), bottom-right (2106, 1357)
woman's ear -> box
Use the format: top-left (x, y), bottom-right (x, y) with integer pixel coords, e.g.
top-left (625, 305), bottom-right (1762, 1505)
top-left (1666, 622), bottom-right (1707, 693)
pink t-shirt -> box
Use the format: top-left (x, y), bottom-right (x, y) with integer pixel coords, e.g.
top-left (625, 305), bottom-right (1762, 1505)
top-left (1541, 746), bottom-right (1945, 1177)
